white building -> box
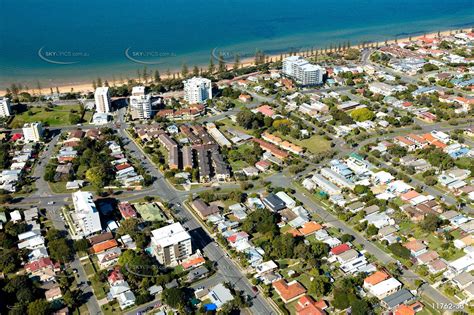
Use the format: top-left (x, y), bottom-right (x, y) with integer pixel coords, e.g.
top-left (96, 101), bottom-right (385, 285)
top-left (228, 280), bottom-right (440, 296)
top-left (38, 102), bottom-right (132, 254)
top-left (0, 97), bottom-right (12, 117)
top-left (150, 222), bottom-right (192, 266)
top-left (71, 191), bottom-right (102, 238)
top-left (22, 122), bottom-right (43, 142)
top-left (129, 86), bottom-right (152, 119)
top-left (94, 87), bottom-right (111, 113)
top-left (368, 278), bottom-right (402, 299)
top-left (183, 77), bottom-right (212, 104)
top-left (282, 56), bottom-right (325, 86)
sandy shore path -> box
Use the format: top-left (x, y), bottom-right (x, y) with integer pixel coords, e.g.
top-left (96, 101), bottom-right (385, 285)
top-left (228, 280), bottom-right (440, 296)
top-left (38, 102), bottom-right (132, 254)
top-left (0, 28), bottom-right (465, 96)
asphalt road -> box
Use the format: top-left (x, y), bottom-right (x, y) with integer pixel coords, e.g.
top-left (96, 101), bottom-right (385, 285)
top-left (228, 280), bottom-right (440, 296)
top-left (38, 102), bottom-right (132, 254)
top-left (265, 171), bottom-right (455, 306)
top-left (116, 108), bottom-right (278, 314)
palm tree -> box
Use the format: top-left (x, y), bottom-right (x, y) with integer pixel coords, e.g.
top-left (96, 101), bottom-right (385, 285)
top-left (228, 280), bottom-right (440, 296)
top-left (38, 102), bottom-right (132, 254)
top-left (181, 63), bottom-right (189, 78)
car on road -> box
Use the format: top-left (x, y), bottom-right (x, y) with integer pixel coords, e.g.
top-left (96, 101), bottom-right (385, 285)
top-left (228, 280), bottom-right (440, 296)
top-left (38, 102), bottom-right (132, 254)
top-left (251, 286), bottom-right (259, 294)
top-left (47, 201), bottom-right (55, 205)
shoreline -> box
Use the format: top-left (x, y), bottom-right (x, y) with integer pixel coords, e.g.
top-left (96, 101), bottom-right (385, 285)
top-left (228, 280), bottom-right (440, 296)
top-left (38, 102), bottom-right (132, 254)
top-left (0, 27), bottom-right (468, 96)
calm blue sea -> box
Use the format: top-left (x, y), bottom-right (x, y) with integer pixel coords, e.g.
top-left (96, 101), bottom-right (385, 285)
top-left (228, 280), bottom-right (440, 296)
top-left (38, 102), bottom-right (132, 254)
top-left (0, 0), bottom-right (473, 89)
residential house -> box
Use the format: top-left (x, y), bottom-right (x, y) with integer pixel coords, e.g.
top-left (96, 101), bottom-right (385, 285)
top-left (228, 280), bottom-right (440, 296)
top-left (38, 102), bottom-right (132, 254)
top-left (272, 279), bottom-right (307, 303)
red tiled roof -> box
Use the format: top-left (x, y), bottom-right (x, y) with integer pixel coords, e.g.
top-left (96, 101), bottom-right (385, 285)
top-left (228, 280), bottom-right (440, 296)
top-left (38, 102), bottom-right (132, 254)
top-left (296, 295), bottom-right (327, 315)
top-left (181, 256), bottom-right (205, 270)
top-left (297, 221), bottom-right (322, 236)
top-left (364, 271), bottom-right (390, 286)
top-left (272, 279), bottom-right (307, 303)
top-left (92, 239), bottom-right (118, 254)
top-left (404, 239), bottom-right (426, 252)
top-left (118, 202), bottom-right (137, 219)
top-left (11, 133), bottom-right (23, 141)
top-left (116, 163), bottom-right (132, 171)
top-left (255, 105), bottom-right (274, 117)
top-left (25, 257), bottom-right (54, 272)
top-left (395, 305), bottom-right (415, 315)
top-left (227, 232), bottom-right (249, 243)
top-left (401, 190), bottom-right (420, 201)
top-left (330, 243), bottom-right (350, 255)
top-left (108, 268), bottom-right (124, 284)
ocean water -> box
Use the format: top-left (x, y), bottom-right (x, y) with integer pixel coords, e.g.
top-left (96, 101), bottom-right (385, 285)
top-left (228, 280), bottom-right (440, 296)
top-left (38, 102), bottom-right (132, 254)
top-left (0, 0), bottom-right (473, 89)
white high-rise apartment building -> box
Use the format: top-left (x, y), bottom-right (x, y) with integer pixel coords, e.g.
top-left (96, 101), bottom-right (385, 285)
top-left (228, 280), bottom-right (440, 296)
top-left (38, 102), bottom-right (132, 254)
top-left (94, 87), bottom-right (111, 113)
top-left (71, 191), bottom-right (102, 238)
top-left (22, 122), bottom-right (43, 142)
top-left (282, 56), bottom-right (325, 86)
top-left (150, 222), bottom-right (192, 266)
top-left (183, 77), bottom-right (212, 104)
top-left (0, 97), bottom-right (12, 117)
top-left (129, 86), bottom-right (152, 119)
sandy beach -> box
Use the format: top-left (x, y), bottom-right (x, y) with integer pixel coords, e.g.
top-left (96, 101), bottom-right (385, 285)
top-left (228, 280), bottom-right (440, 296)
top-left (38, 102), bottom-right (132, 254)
top-left (0, 28), bottom-right (465, 96)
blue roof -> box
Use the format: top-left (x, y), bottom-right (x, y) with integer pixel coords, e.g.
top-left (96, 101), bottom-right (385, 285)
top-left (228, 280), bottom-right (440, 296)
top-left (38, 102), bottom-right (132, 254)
top-left (204, 304), bottom-right (217, 311)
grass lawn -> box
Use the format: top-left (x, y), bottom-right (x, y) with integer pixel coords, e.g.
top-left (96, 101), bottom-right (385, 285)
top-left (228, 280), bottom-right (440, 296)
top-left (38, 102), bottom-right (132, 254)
top-left (101, 302), bottom-right (122, 315)
top-left (90, 276), bottom-right (108, 300)
top-left (82, 262), bottom-right (95, 277)
top-left (72, 304), bottom-right (90, 315)
top-left (229, 159), bottom-right (248, 171)
top-left (426, 234), bottom-right (443, 250)
top-left (83, 111), bottom-right (93, 123)
top-left (274, 132), bottom-right (331, 154)
top-left (9, 104), bottom-right (84, 127)
top-left (48, 181), bottom-right (95, 193)
top-left (450, 229), bottom-right (464, 240)
top-left (280, 224), bottom-right (293, 234)
top-left (134, 202), bottom-right (167, 221)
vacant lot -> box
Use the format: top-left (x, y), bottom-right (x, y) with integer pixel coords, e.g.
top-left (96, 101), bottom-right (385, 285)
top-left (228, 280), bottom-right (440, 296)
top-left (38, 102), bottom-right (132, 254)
top-left (10, 104), bottom-right (83, 127)
top-left (275, 132), bottom-right (332, 154)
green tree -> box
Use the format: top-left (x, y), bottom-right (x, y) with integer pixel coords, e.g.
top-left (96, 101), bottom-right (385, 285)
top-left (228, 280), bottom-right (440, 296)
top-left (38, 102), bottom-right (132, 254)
top-left (351, 108), bottom-right (375, 122)
top-left (309, 275), bottom-right (330, 297)
top-left (117, 218), bottom-right (140, 237)
top-left (192, 65), bottom-right (199, 77)
top-left (181, 63), bottom-right (189, 78)
top-left (351, 299), bottom-right (370, 315)
top-left (388, 243), bottom-right (411, 259)
top-left (154, 70), bottom-right (161, 82)
top-left (162, 287), bottom-right (186, 309)
top-left (27, 299), bottom-right (50, 315)
top-left (73, 239), bottom-right (90, 252)
top-left (85, 166), bottom-right (108, 187)
top-left (366, 224), bottom-right (379, 237)
top-left (49, 238), bottom-right (74, 263)
top-left (420, 213), bottom-right (441, 232)
top-left (208, 55), bottom-right (215, 74)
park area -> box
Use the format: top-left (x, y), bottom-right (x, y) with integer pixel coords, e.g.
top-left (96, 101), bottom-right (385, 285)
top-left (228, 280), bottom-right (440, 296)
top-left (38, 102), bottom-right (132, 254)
top-left (9, 104), bottom-right (91, 127)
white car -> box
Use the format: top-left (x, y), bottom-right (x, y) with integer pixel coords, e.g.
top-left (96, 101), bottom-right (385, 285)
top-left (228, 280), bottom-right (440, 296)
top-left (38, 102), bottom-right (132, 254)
top-left (47, 201), bottom-right (55, 205)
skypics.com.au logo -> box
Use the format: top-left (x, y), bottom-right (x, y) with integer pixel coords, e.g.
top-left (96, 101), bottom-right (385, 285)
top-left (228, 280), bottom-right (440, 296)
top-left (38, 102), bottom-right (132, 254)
top-left (125, 47), bottom-right (176, 65)
top-left (38, 46), bottom-right (89, 65)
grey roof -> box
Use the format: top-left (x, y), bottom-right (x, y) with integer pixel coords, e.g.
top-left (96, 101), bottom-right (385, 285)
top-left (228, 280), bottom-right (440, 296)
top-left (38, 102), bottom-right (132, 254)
top-left (263, 194), bottom-right (286, 211)
top-left (165, 279), bottom-right (178, 289)
top-left (148, 285), bottom-right (163, 295)
top-left (453, 272), bottom-right (474, 287)
top-left (364, 205), bottom-right (380, 215)
top-left (187, 266), bottom-right (209, 281)
top-left (382, 289), bottom-right (413, 308)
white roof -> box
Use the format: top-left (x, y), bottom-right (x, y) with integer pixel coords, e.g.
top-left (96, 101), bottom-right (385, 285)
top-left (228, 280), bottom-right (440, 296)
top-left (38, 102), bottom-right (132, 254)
top-left (10, 210), bottom-right (22, 221)
top-left (151, 222), bottom-right (190, 248)
top-left (275, 191), bottom-right (296, 207)
top-left (369, 278), bottom-right (401, 296)
top-left (95, 86), bottom-right (109, 94)
top-left (256, 260), bottom-right (278, 274)
top-left (209, 283), bottom-right (234, 307)
top-left (449, 253), bottom-right (474, 272)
